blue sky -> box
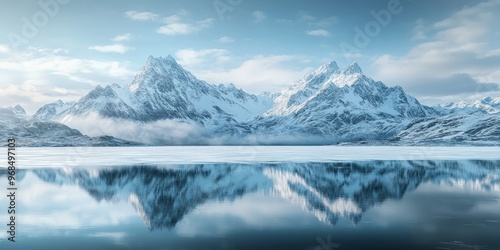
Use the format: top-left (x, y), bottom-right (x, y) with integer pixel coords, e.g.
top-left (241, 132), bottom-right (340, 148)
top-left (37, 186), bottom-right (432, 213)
top-left (1, 0), bottom-right (500, 114)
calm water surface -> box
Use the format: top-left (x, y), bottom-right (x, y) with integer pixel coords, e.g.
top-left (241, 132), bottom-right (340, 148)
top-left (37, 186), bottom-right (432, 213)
top-left (1, 147), bottom-right (500, 250)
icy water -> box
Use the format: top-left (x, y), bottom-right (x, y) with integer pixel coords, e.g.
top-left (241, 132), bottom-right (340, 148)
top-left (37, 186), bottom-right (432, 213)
top-left (1, 147), bottom-right (500, 250)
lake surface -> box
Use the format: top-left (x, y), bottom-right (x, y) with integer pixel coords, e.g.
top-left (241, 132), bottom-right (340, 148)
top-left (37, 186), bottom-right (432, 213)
top-left (1, 147), bottom-right (500, 250)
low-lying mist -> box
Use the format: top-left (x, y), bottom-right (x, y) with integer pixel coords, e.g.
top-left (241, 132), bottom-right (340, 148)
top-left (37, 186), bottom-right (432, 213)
top-left (61, 114), bottom-right (336, 145)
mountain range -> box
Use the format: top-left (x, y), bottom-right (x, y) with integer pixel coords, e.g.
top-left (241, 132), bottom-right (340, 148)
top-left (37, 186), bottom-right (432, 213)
top-left (0, 105), bottom-right (141, 146)
top-left (3, 55), bottom-right (499, 146)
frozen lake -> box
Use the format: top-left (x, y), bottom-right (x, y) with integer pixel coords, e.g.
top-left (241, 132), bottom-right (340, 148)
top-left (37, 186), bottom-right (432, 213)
top-left (1, 147), bottom-right (500, 250)
top-left (13, 146), bottom-right (500, 168)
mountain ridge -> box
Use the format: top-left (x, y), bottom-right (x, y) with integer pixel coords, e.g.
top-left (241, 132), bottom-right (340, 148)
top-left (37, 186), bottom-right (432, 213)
top-left (6, 55), bottom-right (499, 146)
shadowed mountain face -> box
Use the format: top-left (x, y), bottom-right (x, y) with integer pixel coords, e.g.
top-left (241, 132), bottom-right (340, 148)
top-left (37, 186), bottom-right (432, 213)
top-left (0, 106), bottom-right (142, 146)
top-left (17, 160), bottom-right (500, 230)
top-left (28, 56), bottom-right (500, 146)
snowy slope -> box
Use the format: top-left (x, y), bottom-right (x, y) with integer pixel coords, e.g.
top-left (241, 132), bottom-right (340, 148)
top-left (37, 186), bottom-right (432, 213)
top-left (246, 61), bottom-right (433, 143)
top-left (44, 56), bottom-right (272, 126)
top-left (0, 105), bottom-right (142, 146)
top-left (33, 100), bottom-right (76, 120)
top-left (129, 56), bottom-right (273, 123)
top-left (439, 97), bottom-right (500, 114)
top-left (32, 56), bottom-right (273, 142)
top-left (27, 55), bottom-right (499, 145)
top-left (393, 111), bottom-right (500, 145)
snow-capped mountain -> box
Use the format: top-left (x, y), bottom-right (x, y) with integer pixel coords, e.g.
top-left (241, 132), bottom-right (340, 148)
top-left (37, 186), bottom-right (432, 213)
top-left (128, 55), bottom-right (272, 123)
top-left (34, 56), bottom-right (274, 143)
top-left (33, 100), bottom-right (75, 121)
top-left (388, 97), bottom-right (500, 145)
top-left (439, 97), bottom-right (500, 114)
top-left (247, 61), bottom-right (434, 143)
top-left (27, 160), bottom-right (500, 229)
top-left (23, 55), bottom-right (500, 145)
top-left (38, 55), bottom-right (272, 125)
top-left (392, 111), bottom-right (500, 145)
top-left (1, 105), bottom-right (142, 147)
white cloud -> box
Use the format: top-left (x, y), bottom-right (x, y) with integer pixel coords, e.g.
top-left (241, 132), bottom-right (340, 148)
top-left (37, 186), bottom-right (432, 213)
top-left (175, 51), bottom-right (314, 94)
top-left (252, 11), bottom-right (266, 23)
top-left (197, 18), bottom-right (215, 27)
top-left (0, 49), bottom-right (134, 79)
top-left (89, 44), bottom-right (134, 54)
top-left (157, 23), bottom-right (193, 35)
top-left (28, 46), bottom-right (69, 55)
top-left (0, 47), bottom-right (135, 113)
top-left (0, 44), bottom-right (10, 54)
top-left (306, 29), bottom-right (330, 37)
top-left (163, 14), bottom-right (182, 24)
top-left (175, 49), bottom-right (231, 67)
top-left (112, 33), bottom-right (132, 42)
top-left (156, 16), bottom-right (214, 35)
top-left (372, 0), bottom-right (500, 101)
top-left (124, 11), bottom-right (158, 21)
top-left (0, 80), bottom-right (86, 114)
top-left (298, 13), bottom-right (314, 22)
top-left (217, 36), bottom-right (234, 43)
top-left (411, 19), bottom-right (427, 40)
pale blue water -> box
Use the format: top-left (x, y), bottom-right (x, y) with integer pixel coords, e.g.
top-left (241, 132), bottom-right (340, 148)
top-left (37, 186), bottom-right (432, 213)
top-left (1, 147), bottom-right (500, 250)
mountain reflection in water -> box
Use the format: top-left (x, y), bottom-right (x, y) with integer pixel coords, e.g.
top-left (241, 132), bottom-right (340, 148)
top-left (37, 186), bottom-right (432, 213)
top-left (18, 160), bottom-right (500, 231)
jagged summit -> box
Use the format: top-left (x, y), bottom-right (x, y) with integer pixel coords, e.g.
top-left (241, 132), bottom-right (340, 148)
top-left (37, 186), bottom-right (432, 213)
top-left (146, 54), bottom-right (176, 63)
top-left (440, 96), bottom-right (500, 114)
top-left (141, 55), bottom-right (184, 74)
top-left (1, 104), bottom-right (29, 119)
top-left (129, 55), bottom-right (195, 93)
top-left (342, 62), bottom-right (363, 75)
top-left (312, 60), bottom-right (340, 76)
top-left (36, 55), bottom-right (272, 129)
top-left (25, 55), bottom-right (500, 146)
top-left (13, 104), bottom-right (26, 114)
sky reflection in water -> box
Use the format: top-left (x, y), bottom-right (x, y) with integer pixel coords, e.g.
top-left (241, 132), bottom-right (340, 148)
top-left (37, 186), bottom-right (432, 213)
top-left (1, 160), bottom-right (499, 250)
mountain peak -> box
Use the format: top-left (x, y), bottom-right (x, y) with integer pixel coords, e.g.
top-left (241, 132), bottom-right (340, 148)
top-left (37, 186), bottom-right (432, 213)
top-left (313, 60), bottom-right (340, 76)
top-left (13, 104), bottom-right (26, 114)
top-left (166, 54), bottom-right (176, 61)
top-left (343, 62), bottom-right (363, 75)
top-left (145, 55), bottom-right (178, 67)
top-left (129, 55), bottom-right (188, 93)
top-left (4, 104), bottom-right (28, 119)
top-left (321, 60), bottom-right (340, 71)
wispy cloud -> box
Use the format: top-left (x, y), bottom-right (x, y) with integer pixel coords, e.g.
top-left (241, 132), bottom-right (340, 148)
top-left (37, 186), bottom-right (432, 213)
top-left (124, 11), bottom-right (158, 21)
top-left (252, 11), bottom-right (266, 23)
top-left (312, 16), bottom-right (337, 27)
top-left (201, 55), bottom-right (314, 93)
top-left (411, 19), bottom-right (427, 40)
top-left (174, 50), bottom-right (314, 94)
top-left (0, 47), bottom-right (135, 113)
top-left (112, 33), bottom-right (132, 42)
top-left (373, 0), bottom-right (500, 101)
top-left (306, 29), bottom-right (330, 37)
top-left (89, 44), bottom-right (134, 54)
top-left (298, 12), bottom-right (314, 22)
top-left (0, 44), bottom-right (10, 54)
top-left (156, 16), bottom-right (214, 35)
top-left (217, 36), bottom-right (234, 43)
top-left (175, 48), bottom-right (231, 67)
